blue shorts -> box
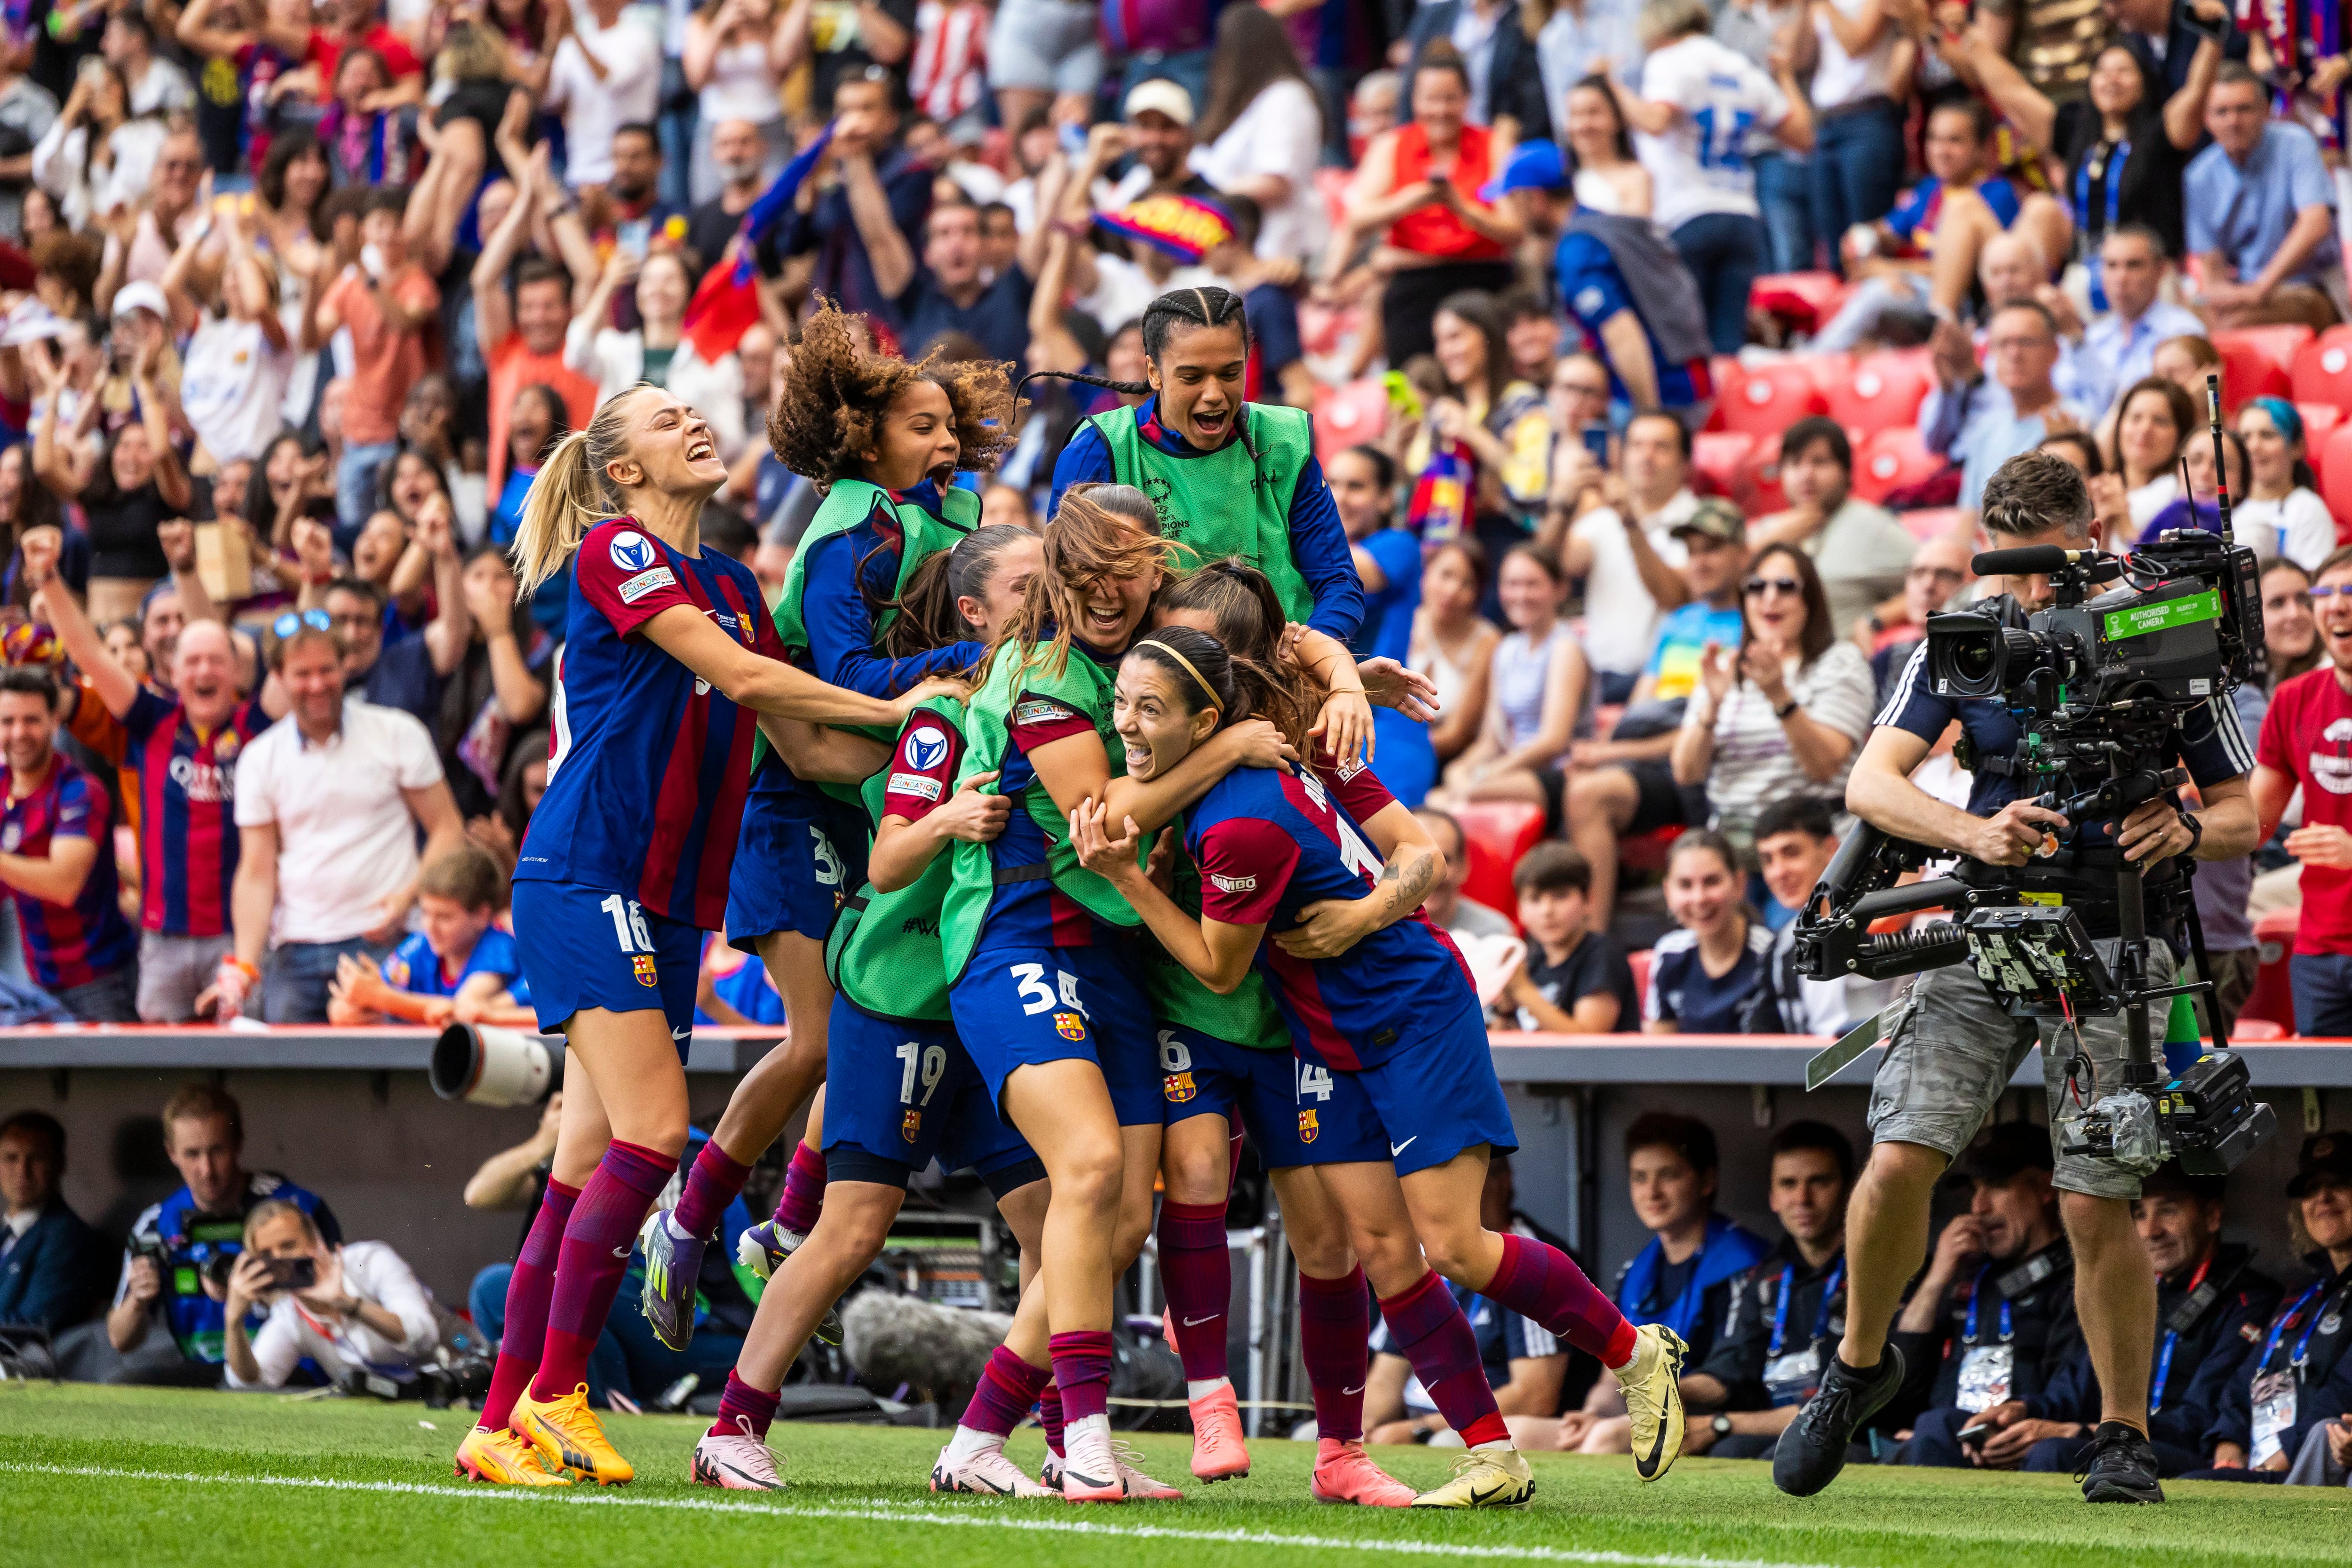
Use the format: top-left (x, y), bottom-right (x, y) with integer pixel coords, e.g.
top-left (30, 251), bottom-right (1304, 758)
top-left (1158, 1024), bottom-right (1389, 1166)
top-left (824, 998), bottom-right (1040, 1187)
top-left (950, 937), bottom-right (1161, 1126)
top-left (725, 775), bottom-right (869, 948)
top-left (511, 879), bottom-right (702, 1051)
top-left (1331, 1000), bottom-right (1517, 1176)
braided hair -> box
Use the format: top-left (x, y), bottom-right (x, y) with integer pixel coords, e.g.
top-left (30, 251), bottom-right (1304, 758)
top-left (1012, 287), bottom-right (1259, 454)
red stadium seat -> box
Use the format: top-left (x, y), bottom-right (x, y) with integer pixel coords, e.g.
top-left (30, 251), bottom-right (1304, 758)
top-left (1691, 431), bottom-right (1757, 507)
top-left (2302, 404), bottom-right (2346, 491)
top-left (1311, 378), bottom-right (1389, 466)
top-left (1719, 360), bottom-right (1828, 437)
top-left (1799, 351), bottom-right (1854, 400)
top-left (2290, 337), bottom-right (2352, 414)
top-left (1749, 272), bottom-right (1848, 334)
top-left (2239, 908), bottom-right (2300, 1031)
top-left (2321, 423), bottom-right (2352, 536)
top-left (1452, 801), bottom-right (1545, 920)
top-left (1851, 427), bottom-right (1943, 503)
top-left (2215, 327), bottom-right (2312, 411)
top-left (1627, 948), bottom-right (1653, 1011)
top-left (1826, 350), bottom-right (1932, 437)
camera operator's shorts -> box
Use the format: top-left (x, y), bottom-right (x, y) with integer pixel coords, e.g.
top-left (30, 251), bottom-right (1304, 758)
top-left (1865, 939), bottom-right (2176, 1201)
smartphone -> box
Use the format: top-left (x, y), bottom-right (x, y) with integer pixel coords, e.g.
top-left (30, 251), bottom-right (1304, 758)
top-left (1956, 1422), bottom-right (1994, 1451)
top-left (263, 1256), bottom-right (318, 1291)
top-left (2176, 0), bottom-right (2229, 44)
top-left (1581, 423), bottom-right (1610, 463)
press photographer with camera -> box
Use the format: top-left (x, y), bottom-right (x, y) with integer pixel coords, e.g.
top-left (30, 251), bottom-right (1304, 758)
top-left (221, 1201), bottom-right (440, 1393)
top-left (1774, 450), bottom-right (2262, 1505)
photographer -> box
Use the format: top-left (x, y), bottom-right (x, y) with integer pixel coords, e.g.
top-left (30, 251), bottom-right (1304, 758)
top-left (222, 1201), bottom-right (438, 1392)
top-left (1776, 451), bottom-right (2260, 1504)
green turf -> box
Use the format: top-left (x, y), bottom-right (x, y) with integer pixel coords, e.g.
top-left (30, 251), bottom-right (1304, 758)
top-left (2, 1384), bottom-right (2348, 1568)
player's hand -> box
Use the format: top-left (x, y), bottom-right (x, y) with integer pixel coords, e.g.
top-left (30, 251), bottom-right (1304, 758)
top-left (1310, 686), bottom-right (1375, 768)
top-left (1224, 716), bottom-right (1300, 775)
top-left (125, 1254), bottom-right (162, 1308)
top-left (224, 1250), bottom-right (273, 1319)
top-left (1271, 895), bottom-right (1376, 960)
top-left (1971, 799), bottom-right (2069, 866)
top-left (1358, 656), bottom-right (1439, 722)
top-left (892, 675), bottom-right (970, 719)
top-left (2117, 797), bottom-right (2193, 862)
top-left (2285, 824), bottom-right (2352, 868)
top-left (933, 770), bottom-right (1011, 843)
top-left (1068, 798), bottom-right (1142, 883)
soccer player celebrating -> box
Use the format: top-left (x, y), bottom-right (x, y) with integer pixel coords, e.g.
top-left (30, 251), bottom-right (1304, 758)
top-left (1072, 626), bottom-right (1690, 1507)
top-left (693, 524), bottom-right (1051, 1491)
top-left (453, 386), bottom-right (948, 1489)
top-left (643, 305), bottom-right (1018, 1350)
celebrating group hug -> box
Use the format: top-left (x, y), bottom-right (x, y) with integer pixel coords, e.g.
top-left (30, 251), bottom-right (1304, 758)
top-left (447, 283), bottom-right (1687, 1509)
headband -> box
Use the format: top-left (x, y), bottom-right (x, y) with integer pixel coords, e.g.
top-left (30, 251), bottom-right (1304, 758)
top-left (1134, 639), bottom-right (1219, 715)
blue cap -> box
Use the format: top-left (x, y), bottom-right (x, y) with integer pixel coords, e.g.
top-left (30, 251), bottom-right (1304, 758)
top-left (1479, 139), bottom-right (1567, 202)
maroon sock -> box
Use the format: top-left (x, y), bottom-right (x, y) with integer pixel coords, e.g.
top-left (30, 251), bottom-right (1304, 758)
top-left (1485, 1231), bottom-right (1638, 1367)
top-left (959, 1345), bottom-right (1052, 1436)
top-left (1297, 1265), bottom-right (1369, 1443)
top-left (708, 1369), bottom-right (782, 1441)
top-left (529, 1139), bottom-right (673, 1402)
top-left (1157, 1200), bottom-right (1230, 1382)
top-left (773, 1141), bottom-right (826, 1235)
top-left (1049, 1329), bottom-right (1115, 1425)
top-left (480, 1178), bottom-right (578, 1432)
top-left (674, 1140), bottom-right (751, 1242)
top-left (1039, 1381), bottom-right (1066, 1457)
top-left (1379, 1270), bottom-right (1507, 1448)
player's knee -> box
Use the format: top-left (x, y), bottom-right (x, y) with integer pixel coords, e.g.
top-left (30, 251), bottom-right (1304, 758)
top-left (1287, 1228), bottom-right (1355, 1279)
top-left (1161, 1139), bottom-right (1227, 1203)
top-left (1862, 1138), bottom-right (1949, 1196)
top-left (1414, 1223), bottom-right (1485, 1284)
top-left (1052, 1138), bottom-right (1125, 1215)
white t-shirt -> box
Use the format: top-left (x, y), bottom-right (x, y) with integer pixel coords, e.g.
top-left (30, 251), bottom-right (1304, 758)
top-left (1078, 253), bottom-right (1232, 337)
top-left (234, 700), bottom-right (445, 945)
top-left (222, 1242), bottom-right (441, 1390)
top-left (2237, 487), bottom-right (2336, 570)
top-left (178, 315), bottom-right (294, 465)
top-left (546, 13), bottom-right (666, 188)
top-left (1696, 639), bottom-right (1877, 836)
top-left (1809, 0), bottom-right (1895, 110)
top-left (1189, 78), bottom-right (1328, 261)
top-left (1637, 34), bottom-right (1788, 229)
top-left (1570, 489), bottom-right (1697, 677)
top-left (2126, 474), bottom-right (2180, 535)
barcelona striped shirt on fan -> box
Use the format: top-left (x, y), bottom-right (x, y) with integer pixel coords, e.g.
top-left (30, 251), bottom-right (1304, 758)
top-left (1190, 761), bottom-right (1472, 1072)
top-left (123, 690), bottom-right (270, 938)
top-left (0, 757), bottom-right (135, 990)
top-left (515, 518), bottom-right (787, 931)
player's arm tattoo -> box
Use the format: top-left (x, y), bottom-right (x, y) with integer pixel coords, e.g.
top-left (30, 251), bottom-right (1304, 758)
top-left (1372, 845), bottom-right (1438, 927)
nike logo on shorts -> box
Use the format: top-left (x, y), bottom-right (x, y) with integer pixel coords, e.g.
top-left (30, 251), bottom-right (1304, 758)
top-left (1391, 1137), bottom-right (1417, 1157)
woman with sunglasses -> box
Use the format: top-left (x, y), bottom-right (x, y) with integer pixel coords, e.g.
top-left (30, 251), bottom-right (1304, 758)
top-left (1671, 544), bottom-right (1873, 851)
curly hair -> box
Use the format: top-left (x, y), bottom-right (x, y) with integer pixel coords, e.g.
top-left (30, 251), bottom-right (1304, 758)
top-left (767, 301), bottom-right (1018, 489)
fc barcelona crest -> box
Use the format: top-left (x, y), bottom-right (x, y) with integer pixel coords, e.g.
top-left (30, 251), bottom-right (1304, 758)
top-left (1298, 1109), bottom-right (1319, 1144)
top-left (1164, 1071), bottom-right (1197, 1104)
top-left (632, 954), bottom-right (659, 987)
top-left (1054, 1011), bottom-right (1087, 1041)
top-left (902, 1109), bottom-right (921, 1142)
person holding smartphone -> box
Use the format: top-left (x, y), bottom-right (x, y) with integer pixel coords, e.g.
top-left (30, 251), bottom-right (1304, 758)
top-left (222, 1199), bottom-right (442, 1392)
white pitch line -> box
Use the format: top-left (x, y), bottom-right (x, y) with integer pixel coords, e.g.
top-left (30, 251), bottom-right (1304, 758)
top-left (0, 1461), bottom-right (1839, 1568)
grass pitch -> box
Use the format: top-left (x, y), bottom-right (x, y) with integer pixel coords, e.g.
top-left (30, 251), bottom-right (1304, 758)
top-left (3, 1384), bottom-right (2349, 1568)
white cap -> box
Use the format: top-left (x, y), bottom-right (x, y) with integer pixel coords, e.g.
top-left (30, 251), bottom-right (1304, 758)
top-left (1123, 78), bottom-right (1194, 128)
top-left (110, 280), bottom-right (169, 321)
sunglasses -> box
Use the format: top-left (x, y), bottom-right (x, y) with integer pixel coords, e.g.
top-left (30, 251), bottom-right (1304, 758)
top-left (271, 608), bottom-right (332, 639)
top-left (2311, 584), bottom-right (2352, 599)
top-left (1744, 576), bottom-right (1803, 597)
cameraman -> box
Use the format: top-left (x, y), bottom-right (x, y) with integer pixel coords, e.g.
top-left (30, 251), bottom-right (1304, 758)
top-left (1776, 452), bottom-right (2261, 1504)
top-left (222, 1201), bottom-right (440, 1392)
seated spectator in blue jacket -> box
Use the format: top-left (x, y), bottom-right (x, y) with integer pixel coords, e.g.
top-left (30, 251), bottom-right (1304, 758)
top-left (1962, 1164), bottom-right (2281, 1476)
top-left (2181, 1133), bottom-right (2352, 1483)
top-left (0, 1110), bottom-right (109, 1332)
top-left (1891, 1123), bottom-right (2082, 1466)
top-left (1364, 1157), bottom-right (1572, 1444)
top-left (1681, 1121), bottom-right (1855, 1460)
top-left (54, 1084), bottom-right (337, 1385)
top-left (1536, 1110), bottom-right (1771, 1454)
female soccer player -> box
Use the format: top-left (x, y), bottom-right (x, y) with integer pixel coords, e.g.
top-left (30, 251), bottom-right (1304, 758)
top-left (1073, 627), bottom-right (1691, 1507)
top-left (691, 525), bottom-right (1056, 1490)
top-left (452, 385), bottom-right (948, 1489)
top-left (641, 305), bottom-right (1018, 1349)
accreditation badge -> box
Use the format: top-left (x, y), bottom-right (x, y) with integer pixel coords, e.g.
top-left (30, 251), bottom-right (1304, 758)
top-left (2249, 1369), bottom-right (2297, 1466)
top-left (1954, 1343), bottom-right (2014, 1413)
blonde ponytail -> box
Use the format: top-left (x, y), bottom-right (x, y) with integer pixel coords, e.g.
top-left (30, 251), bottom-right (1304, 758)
top-left (508, 387), bottom-right (653, 601)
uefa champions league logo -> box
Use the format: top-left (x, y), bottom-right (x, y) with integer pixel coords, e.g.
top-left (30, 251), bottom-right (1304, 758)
top-left (905, 725), bottom-right (949, 771)
top-left (609, 532), bottom-right (658, 572)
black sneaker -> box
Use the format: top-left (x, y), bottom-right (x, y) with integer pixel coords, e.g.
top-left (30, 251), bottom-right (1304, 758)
top-left (1772, 1345), bottom-right (1905, 1497)
top-left (2077, 1421), bottom-right (2164, 1504)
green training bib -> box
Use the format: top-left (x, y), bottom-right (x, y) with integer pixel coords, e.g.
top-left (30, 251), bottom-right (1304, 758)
top-left (826, 700), bottom-right (966, 1024)
top-left (1091, 403), bottom-right (1315, 622)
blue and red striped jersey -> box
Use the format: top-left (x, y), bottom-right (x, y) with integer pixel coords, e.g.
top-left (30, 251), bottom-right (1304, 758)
top-left (122, 690), bottom-right (270, 939)
top-left (515, 518), bottom-right (787, 929)
top-left (1189, 763), bottom-right (1474, 1072)
top-left (0, 756), bottom-right (136, 990)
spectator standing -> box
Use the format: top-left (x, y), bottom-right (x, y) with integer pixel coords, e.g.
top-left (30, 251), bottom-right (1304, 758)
top-left (684, 0), bottom-right (795, 204)
top-left (1401, 0), bottom-right (1553, 141)
top-left (566, 250), bottom-right (747, 458)
top-left (1892, 1123), bottom-right (2082, 1467)
top-left (2235, 399), bottom-right (2334, 571)
top-left (2105, 0), bottom-right (2246, 98)
top-left (304, 188), bottom-right (438, 537)
top-left (0, 667), bottom-right (136, 1021)
top-left (161, 195), bottom-right (294, 470)
top-left (2253, 552), bottom-right (2352, 1035)
top-left (546, 0), bottom-right (665, 193)
top-left (217, 625), bottom-right (463, 1024)
top-left (1558, 74), bottom-right (1651, 216)
top-left (72, 1084), bottom-right (338, 1385)
top-left (1189, 5), bottom-right (1327, 263)
top-left (1645, 828), bottom-right (1774, 1034)
top-left (1533, 0), bottom-right (1642, 127)
top-left (2051, 226), bottom-right (2207, 426)
top-left (101, 11), bottom-right (195, 118)
top-left (892, 196), bottom-right (1039, 370)
top-left (222, 1200), bottom-right (442, 1391)
top-left (30, 334), bottom-right (190, 623)
top-left (783, 70), bottom-right (933, 331)
top-left (1796, 0), bottom-right (1902, 267)
top-left (0, 1110), bottom-right (108, 1333)
top-left (1748, 417), bottom-right (1917, 635)
top-left (683, 118), bottom-right (773, 267)
top-left (1680, 1122), bottom-right (1854, 1459)
top-left (2187, 63), bottom-right (2344, 329)
top-left (472, 158), bottom-right (600, 503)
top-left (1620, 0), bottom-right (1812, 356)
top-left (1713, 0), bottom-right (1812, 273)
top-left (985, 0), bottom-right (1098, 135)
top-left (0, 49), bottom-right (59, 241)
top-left (1561, 410), bottom-right (1697, 703)
top-left (30, 57), bottom-right (167, 231)
top-left (1501, 843), bottom-right (1637, 1032)
top-left (788, 0), bottom-right (916, 111)
top-left (1322, 48), bottom-right (1521, 367)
